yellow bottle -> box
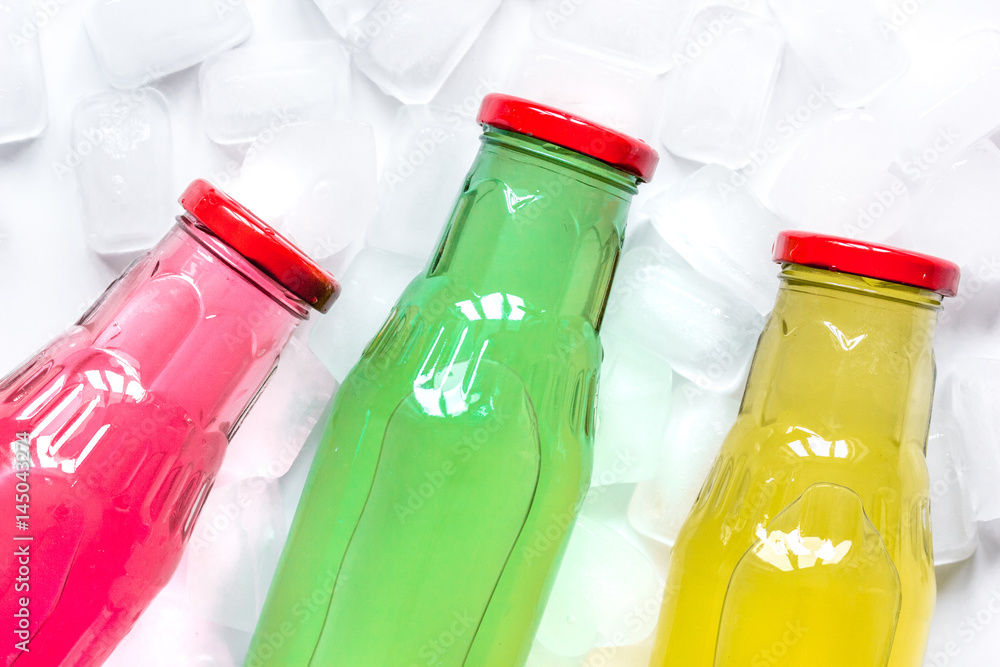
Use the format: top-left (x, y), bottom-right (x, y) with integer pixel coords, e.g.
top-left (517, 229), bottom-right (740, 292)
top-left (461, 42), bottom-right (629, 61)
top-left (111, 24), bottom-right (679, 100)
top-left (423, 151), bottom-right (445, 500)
top-left (650, 232), bottom-right (961, 667)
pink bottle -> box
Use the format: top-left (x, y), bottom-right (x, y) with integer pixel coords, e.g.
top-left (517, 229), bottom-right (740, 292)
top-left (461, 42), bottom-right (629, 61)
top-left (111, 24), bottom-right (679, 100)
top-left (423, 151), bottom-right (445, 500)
top-left (0, 180), bottom-right (338, 666)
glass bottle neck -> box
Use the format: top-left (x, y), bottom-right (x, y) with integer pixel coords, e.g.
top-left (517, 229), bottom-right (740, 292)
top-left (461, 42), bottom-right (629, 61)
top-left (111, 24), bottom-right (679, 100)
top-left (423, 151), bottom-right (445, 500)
top-left (81, 219), bottom-right (306, 433)
top-left (741, 265), bottom-right (942, 444)
top-left (426, 128), bottom-right (639, 329)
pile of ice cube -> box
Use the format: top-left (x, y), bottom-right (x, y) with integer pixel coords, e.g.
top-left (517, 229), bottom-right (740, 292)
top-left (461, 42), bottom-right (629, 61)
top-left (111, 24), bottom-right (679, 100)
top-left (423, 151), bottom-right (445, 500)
top-left (5, 0), bottom-right (1000, 663)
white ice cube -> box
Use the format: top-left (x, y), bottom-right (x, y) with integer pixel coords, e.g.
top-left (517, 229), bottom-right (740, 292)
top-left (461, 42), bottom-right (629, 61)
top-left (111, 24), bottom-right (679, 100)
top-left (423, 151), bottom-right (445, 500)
top-left (223, 336), bottom-right (337, 480)
top-left (0, 0), bottom-right (47, 144)
top-left (659, 7), bottom-right (784, 168)
top-left (951, 356), bottom-right (1000, 522)
top-left (532, 0), bottom-right (694, 74)
top-left (536, 516), bottom-right (661, 657)
top-left (86, 0), bottom-right (253, 89)
top-left (366, 105), bottom-right (480, 261)
top-left (769, 0), bottom-right (910, 108)
top-left (310, 248), bottom-right (424, 382)
top-left (604, 223), bottom-right (765, 392)
top-left (313, 0), bottom-right (380, 37)
top-left (187, 477), bottom-right (287, 633)
top-left (592, 331), bottom-right (673, 487)
top-left (767, 110), bottom-right (909, 241)
top-left (927, 410), bottom-right (978, 566)
top-left (349, 0), bottom-right (502, 104)
top-left (104, 582), bottom-right (237, 666)
top-left (525, 642), bottom-right (584, 667)
top-left (431, 0), bottom-right (532, 121)
top-left (628, 382), bottom-right (739, 546)
top-left (868, 30), bottom-right (1000, 177)
top-left (70, 88), bottom-right (175, 256)
top-left (643, 164), bottom-right (786, 314)
top-left (506, 41), bottom-right (662, 144)
top-left (234, 120), bottom-right (378, 260)
top-left (905, 140), bottom-right (1000, 269)
top-left (200, 41), bottom-right (351, 145)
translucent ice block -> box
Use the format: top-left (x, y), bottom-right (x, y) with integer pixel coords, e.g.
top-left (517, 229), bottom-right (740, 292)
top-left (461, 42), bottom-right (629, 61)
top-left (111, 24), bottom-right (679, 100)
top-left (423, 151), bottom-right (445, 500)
top-left (235, 120), bottom-right (378, 260)
top-left (659, 7), bottom-right (784, 168)
top-left (532, 0), bottom-right (694, 74)
top-left (536, 516), bottom-right (661, 657)
top-left (869, 30), bottom-right (1000, 172)
top-left (951, 356), bottom-right (1000, 522)
top-left (642, 164), bottom-right (786, 314)
top-left (309, 248), bottom-right (425, 382)
top-left (0, 0), bottom-right (47, 144)
top-left (628, 382), bottom-right (739, 546)
top-left (927, 410), bottom-right (978, 565)
top-left (769, 0), bottom-right (910, 107)
top-left (200, 41), bottom-right (351, 145)
top-left (603, 224), bottom-right (765, 392)
top-left (222, 336), bottom-right (338, 480)
top-left (365, 105), bottom-right (481, 260)
top-left (70, 88), bottom-right (175, 255)
top-left (592, 331), bottom-right (673, 487)
top-left (187, 477), bottom-right (286, 633)
top-left (349, 0), bottom-right (502, 104)
top-left (313, 0), bottom-right (379, 37)
top-left (86, 0), bottom-right (253, 89)
top-left (767, 110), bottom-right (909, 241)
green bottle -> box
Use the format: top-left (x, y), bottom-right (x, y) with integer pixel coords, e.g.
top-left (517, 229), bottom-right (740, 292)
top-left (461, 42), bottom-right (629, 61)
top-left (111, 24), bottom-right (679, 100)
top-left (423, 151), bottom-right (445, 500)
top-left (245, 94), bottom-right (658, 667)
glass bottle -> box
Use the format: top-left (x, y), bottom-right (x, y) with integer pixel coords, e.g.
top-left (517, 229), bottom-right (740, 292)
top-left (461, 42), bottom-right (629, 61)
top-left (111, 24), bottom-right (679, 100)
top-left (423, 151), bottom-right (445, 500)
top-left (246, 94), bottom-right (658, 667)
top-left (0, 180), bottom-right (337, 666)
top-left (650, 232), bottom-right (961, 667)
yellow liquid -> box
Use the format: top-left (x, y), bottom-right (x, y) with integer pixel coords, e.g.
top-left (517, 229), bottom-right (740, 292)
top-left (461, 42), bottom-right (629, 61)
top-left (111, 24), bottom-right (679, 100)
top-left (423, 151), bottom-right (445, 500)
top-left (650, 265), bottom-right (940, 667)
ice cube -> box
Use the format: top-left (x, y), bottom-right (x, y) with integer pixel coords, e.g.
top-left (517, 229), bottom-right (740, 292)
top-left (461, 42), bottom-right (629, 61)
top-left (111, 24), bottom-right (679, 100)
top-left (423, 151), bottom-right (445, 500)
top-left (222, 336), bottom-right (337, 480)
top-left (868, 30), bottom-right (1000, 174)
top-left (766, 110), bottom-right (909, 242)
top-left (532, 0), bottom-right (694, 74)
top-left (628, 381), bottom-right (739, 546)
top-left (604, 223), bottom-right (765, 392)
top-left (505, 41), bottom-right (662, 144)
top-left (950, 356), bottom-right (1000, 522)
top-left (525, 642), bottom-right (583, 667)
top-left (199, 41), bottom-right (351, 146)
top-left (592, 331), bottom-right (673, 488)
top-left (0, 0), bottom-right (47, 144)
top-left (536, 516), bottom-right (662, 657)
top-left (233, 120), bottom-right (378, 260)
top-left (905, 140), bottom-right (1000, 269)
top-left (348, 0), bottom-right (502, 104)
top-left (187, 477), bottom-right (287, 633)
top-left (643, 164), bottom-right (786, 314)
top-left (431, 0), bottom-right (532, 121)
top-left (310, 248), bottom-right (425, 382)
top-left (313, 0), bottom-right (380, 37)
top-left (927, 409), bottom-right (978, 566)
top-left (365, 105), bottom-right (480, 261)
top-left (85, 0), bottom-right (253, 90)
top-left (659, 7), bottom-right (784, 168)
top-left (769, 0), bottom-right (910, 108)
top-left (70, 88), bottom-right (175, 256)
top-left (104, 581), bottom-right (237, 666)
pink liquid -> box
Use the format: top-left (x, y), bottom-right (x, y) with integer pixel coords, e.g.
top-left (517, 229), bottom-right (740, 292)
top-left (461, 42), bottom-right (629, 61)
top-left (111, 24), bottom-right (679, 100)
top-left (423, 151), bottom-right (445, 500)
top-left (0, 218), bottom-right (305, 666)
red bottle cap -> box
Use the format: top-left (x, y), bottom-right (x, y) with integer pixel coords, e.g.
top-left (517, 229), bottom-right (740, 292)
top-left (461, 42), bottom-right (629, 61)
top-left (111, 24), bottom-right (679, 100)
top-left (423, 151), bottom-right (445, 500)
top-left (180, 179), bottom-right (340, 313)
top-left (773, 231), bottom-right (961, 297)
top-left (477, 93), bottom-right (659, 182)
